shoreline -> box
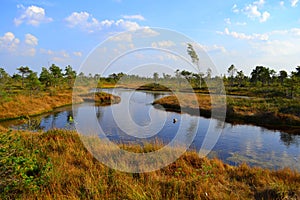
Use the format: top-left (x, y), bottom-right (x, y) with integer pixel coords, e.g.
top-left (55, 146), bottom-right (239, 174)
top-left (0, 90), bottom-right (120, 122)
top-left (1, 86), bottom-right (299, 134)
top-left (1, 129), bottom-right (299, 199)
top-left (153, 94), bottom-right (300, 135)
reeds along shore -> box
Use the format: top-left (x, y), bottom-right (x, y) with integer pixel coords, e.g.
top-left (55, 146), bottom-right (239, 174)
top-left (153, 93), bottom-right (300, 134)
top-left (0, 129), bottom-right (299, 200)
top-left (0, 89), bottom-right (119, 121)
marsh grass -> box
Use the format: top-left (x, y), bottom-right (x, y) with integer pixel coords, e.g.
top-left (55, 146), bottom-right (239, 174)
top-left (154, 94), bottom-right (300, 133)
top-left (0, 87), bottom-right (121, 121)
top-left (0, 129), bottom-right (299, 199)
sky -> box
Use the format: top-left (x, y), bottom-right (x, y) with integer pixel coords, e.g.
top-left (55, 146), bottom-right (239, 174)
top-left (1, 0), bottom-right (300, 76)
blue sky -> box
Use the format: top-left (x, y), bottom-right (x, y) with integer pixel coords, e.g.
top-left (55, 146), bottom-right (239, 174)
top-left (1, 0), bottom-right (300, 76)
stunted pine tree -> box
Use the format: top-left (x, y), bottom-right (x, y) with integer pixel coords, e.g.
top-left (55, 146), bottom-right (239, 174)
top-left (17, 66), bottom-right (31, 88)
top-left (187, 43), bottom-right (202, 88)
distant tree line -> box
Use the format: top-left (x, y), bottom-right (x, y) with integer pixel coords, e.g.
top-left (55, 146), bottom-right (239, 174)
top-left (0, 64), bottom-right (76, 97)
top-left (0, 64), bottom-right (299, 98)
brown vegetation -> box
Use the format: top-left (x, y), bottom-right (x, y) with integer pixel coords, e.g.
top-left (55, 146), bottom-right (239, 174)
top-left (153, 94), bottom-right (300, 134)
top-left (0, 90), bottom-right (76, 121)
top-left (0, 89), bottom-right (120, 121)
top-left (79, 92), bottom-right (121, 104)
top-left (1, 129), bottom-right (299, 199)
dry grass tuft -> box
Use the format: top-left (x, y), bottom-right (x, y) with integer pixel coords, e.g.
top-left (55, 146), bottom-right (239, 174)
top-left (1, 129), bottom-right (299, 199)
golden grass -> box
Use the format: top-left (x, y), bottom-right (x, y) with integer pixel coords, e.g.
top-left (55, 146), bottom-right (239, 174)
top-left (0, 88), bottom-right (121, 121)
top-left (1, 129), bottom-right (299, 199)
top-left (154, 94), bottom-right (300, 133)
top-left (0, 90), bottom-right (76, 120)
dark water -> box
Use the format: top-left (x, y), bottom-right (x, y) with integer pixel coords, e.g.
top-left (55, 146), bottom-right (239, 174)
top-left (2, 88), bottom-right (300, 171)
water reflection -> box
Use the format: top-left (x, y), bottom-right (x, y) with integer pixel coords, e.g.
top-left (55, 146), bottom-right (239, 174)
top-left (1, 89), bottom-right (300, 171)
top-left (280, 132), bottom-right (300, 147)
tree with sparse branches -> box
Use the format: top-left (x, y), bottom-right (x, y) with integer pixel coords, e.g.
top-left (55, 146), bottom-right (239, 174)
top-left (17, 66), bottom-right (31, 88)
top-left (39, 67), bottom-right (52, 87)
top-left (27, 71), bottom-right (41, 96)
top-left (187, 43), bottom-right (202, 88)
top-left (228, 64), bottom-right (237, 87)
top-left (64, 65), bottom-right (76, 88)
top-left (49, 64), bottom-right (63, 88)
top-left (153, 72), bottom-right (159, 84)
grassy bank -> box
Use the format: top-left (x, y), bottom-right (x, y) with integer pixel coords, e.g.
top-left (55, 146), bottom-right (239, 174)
top-left (0, 88), bottom-right (119, 121)
top-left (153, 94), bottom-right (300, 134)
top-left (0, 129), bottom-right (299, 199)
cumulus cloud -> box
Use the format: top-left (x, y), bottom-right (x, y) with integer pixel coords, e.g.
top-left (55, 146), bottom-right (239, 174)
top-left (260, 11), bottom-right (270, 22)
top-left (25, 34), bottom-right (38, 46)
top-left (243, 4), bottom-right (270, 22)
top-left (291, 0), bottom-right (299, 7)
top-left (14, 5), bottom-right (53, 26)
top-left (0, 32), bottom-right (20, 52)
top-left (233, 0), bottom-right (270, 23)
top-left (115, 19), bottom-right (140, 31)
top-left (65, 11), bottom-right (100, 32)
top-left (0, 32), bottom-right (39, 56)
top-left (65, 11), bottom-right (142, 33)
top-left (122, 15), bottom-right (145, 21)
top-left (219, 28), bottom-right (269, 41)
top-left (232, 4), bottom-right (239, 13)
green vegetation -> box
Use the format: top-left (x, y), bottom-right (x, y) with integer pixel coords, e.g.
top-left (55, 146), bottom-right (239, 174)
top-left (1, 62), bottom-right (300, 199)
top-left (136, 83), bottom-right (172, 91)
top-left (154, 94), bottom-right (300, 133)
top-left (80, 92), bottom-right (121, 104)
top-left (0, 129), bottom-right (299, 199)
top-left (0, 64), bottom-right (121, 121)
top-left (1, 62), bottom-right (300, 130)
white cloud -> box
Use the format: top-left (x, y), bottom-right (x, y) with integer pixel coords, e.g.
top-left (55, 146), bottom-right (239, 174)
top-left (122, 15), bottom-right (145, 21)
top-left (254, 0), bottom-right (265, 6)
top-left (151, 40), bottom-right (176, 48)
top-left (100, 19), bottom-right (114, 27)
top-left (138, 27), bottom-right (160, 37)
top-left (232, 4), bottom-right (239, 13)
top-left (260, 11), bottom-right (270, 22)
top-left (14, 5), bottom-right (53, 26)
top-left (269, 28), bottom-right (300, 37)
top-left (41, 49), bottom-right (84, 64)
top-left (291, 28), bottom-right (300, 36)
top-left (115, 19), bottom-right (140, 31)
top-left (0, 32), bottom-right (20, 52)
top-left (0, 32), bottom-right (39, 56)
top-left (280, 1), bottom-right (285, 6)
top-left (219, 28), bottom-right (269, 41)
top-left (25, 34), bottom-right (38, 46)
top-left (244, 4), bottom-right (261, 18)
top-left (253, 39), bottom-right (295, 56)
top-left (234, 0), bottom-right (270, 23)
top-left (73, 51), bottom-right (82, 57)
top-left (109, 33), bottom-right (133, 42)
top-left (65, 12), bottom-right (142, 33)
top-left (291, 0), bottom-right (299, 7)
top-left (224, 18), bottom-right (231, 25)
top-left (65, 11), bottom-right (100, 33)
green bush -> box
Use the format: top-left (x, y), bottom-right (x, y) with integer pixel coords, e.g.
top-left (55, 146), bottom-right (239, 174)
top-left (0, 130), bottom-right (52, 199)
